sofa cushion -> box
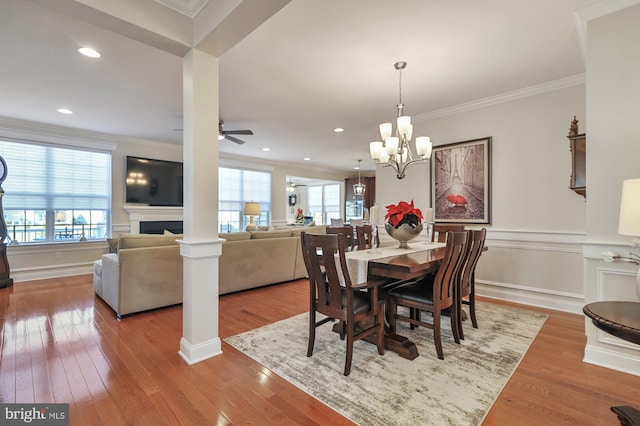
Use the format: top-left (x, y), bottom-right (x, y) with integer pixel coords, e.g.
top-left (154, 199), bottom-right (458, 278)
top-left (219, 237), bottom-right (299, 294)
top-left (117, 234), bottom-right (180, 250)
top-left (291, 225), bottom-right (327, 237)
top-left (222, 232), bottom-right (252, 241)
top-left (250, 230), bottom-right (292, 239)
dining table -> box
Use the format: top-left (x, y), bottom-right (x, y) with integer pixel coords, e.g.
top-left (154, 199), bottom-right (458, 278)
top-left (339, 241), bottom-right (447, 360)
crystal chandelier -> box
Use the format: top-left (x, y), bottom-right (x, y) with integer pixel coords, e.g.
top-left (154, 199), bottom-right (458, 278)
top-left (369, 61), bottom-right (433, 179)
top-left (353, 160), bottom-right (365, 196)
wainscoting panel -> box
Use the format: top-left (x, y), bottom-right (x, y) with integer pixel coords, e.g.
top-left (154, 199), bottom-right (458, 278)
top-left (6, 241), bottom-right (107, 282)
top-left (474, 229), bottom-right (585, 313)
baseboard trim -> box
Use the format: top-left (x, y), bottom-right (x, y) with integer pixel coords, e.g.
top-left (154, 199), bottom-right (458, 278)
top-left (584, 344), bottom-right (640, 377)
top-left (179, 337), bottom-right (222, 365)
top-left (11, 264), bottom-right (93, 282)
top-left (477, 280), bottom-right (585, 314)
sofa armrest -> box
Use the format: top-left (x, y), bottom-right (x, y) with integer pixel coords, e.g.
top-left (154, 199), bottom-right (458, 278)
top-left (100, 253), bottom-right (121, 314)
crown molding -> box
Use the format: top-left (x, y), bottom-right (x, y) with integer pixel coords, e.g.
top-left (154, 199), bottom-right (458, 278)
top-left (572, 0), bottom-right (640, 84)
top-left (413, 74), bottom-right (585, 122)
top-left (0, 116), bottom-right (182, 152)
top-left (154, 0), bottom-right (210, 19)
top-left (575, 0), bottom-right (640, 22)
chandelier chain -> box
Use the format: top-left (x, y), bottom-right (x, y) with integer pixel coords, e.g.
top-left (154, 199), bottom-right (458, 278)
top-left (398, 66), bottom-right (403, 109)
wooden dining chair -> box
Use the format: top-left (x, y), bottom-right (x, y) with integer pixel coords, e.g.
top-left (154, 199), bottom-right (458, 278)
top-left (456, 228), bottom-right (487, 340)
top-left (326, 226), bottom-right (356, 250)
top-left (355, 225), bottom-right (379, 250)
top-left (300, 232), bottom-right (385, 376)
top-left (432, 224), bottom-right (465, 242)
top-left (388, 231), bottom-right (468, 360)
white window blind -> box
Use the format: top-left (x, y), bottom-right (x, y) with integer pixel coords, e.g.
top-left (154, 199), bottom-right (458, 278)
top-left (1, 141), bottom-right (110, 210)
top-left (0, 139), bottom-right (111, 243)
top-left (218, 167), bottom-right (271, 232)
top-left (308, 183), bottom-right (341, 225)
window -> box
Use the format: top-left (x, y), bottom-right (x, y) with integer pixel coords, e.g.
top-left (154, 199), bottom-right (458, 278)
top-left (218, 167), bottom-right (270, 232)
top-left (308, 183), bottom-right (341, 225)
top-left (0, 140), bottom-right (111, 243)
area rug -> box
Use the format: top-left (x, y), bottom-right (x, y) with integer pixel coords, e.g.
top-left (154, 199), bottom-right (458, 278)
top-left (224, 302), bottom-right (547, 426)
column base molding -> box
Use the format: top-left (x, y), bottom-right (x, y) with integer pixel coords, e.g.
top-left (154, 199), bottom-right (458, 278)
top-left (179, 337), bottom-right (222, 365)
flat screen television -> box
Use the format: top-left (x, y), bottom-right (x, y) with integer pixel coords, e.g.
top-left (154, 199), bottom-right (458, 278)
top-left (125, 156), bottom-right (183, 206)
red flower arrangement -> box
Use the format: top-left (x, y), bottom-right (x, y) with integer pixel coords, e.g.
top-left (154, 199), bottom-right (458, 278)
top-left (385, 200), bottom-right (423, 229)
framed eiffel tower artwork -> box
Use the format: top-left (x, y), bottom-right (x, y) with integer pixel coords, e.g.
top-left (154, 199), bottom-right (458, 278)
top-left (431, 137), bottom-right (491, 224)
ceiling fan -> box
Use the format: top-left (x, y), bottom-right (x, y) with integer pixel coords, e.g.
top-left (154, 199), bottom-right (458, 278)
top-left (286, 178), bottom-right (307, 192)
top-left (218, 120), bottom-right (253, 144)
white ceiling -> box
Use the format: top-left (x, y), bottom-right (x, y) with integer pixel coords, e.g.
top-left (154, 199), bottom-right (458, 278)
top-left (0, 0), bottom-right (595, 172)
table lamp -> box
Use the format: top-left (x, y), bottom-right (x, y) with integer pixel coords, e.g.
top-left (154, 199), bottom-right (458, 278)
top-left (618, 178), bottom-right (640, 298)
top-left (243, 202), bottom-right (261, 232)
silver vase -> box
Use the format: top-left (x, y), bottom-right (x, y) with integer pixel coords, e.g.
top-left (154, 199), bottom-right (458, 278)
top-left (385, 222), bottom-right (423, 249)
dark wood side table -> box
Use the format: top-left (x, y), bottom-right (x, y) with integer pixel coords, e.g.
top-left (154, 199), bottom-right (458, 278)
top-left (583, 301), bottom-right (640, 345)
top-left (583, 301), bottom-right (640, 425)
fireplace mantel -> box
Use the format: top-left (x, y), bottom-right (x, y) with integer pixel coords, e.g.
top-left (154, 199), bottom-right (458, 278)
top-left (123, 205), bottom-right (183, 234)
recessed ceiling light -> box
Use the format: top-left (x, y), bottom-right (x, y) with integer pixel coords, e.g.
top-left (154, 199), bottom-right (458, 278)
top-left (262, 147), bottom-right (270, 152)
top-left (78, 47), bottom-right (101, 58)
top-left (334, 128), bottom-right (344, 133)
top-left (57, 108), bottom-right (73, 114)
top-left (304, 157), bottom-right (311, 161)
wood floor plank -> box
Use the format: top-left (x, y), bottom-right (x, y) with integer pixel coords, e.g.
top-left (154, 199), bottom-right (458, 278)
top-left (1, 275), bottom-right (639, 425)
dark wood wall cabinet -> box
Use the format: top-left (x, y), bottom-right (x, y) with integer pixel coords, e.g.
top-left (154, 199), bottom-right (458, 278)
top-left (567, 116), bottom-right (586, 198)
top-left (345, 176), bottom-right (375, 209)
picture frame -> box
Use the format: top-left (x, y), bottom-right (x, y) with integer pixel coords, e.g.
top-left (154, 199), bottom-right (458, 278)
top-left (431, 137), bottom-right (491, 224)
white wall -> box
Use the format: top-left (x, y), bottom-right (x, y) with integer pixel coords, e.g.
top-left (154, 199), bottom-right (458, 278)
top-left (582, 3), bottom-right (640, 376)
top-left (375, 83), bottom-right (587, 312)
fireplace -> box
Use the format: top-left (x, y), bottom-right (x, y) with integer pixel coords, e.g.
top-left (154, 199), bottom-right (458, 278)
top-left (123, 206), bottom-right (183, 234)
top-left (140, 220), bottom-right (183, 235)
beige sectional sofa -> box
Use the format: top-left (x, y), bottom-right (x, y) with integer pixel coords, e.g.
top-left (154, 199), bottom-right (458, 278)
top-left (94, 234), bottom-right (183, 318)
top-left (93, 226), bottom-right (326, 317)
top-left (219, 225), bottom-right (326, 294)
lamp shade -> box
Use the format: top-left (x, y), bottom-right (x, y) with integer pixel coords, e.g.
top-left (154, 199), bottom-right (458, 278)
top-left (379, 123), bottom-right (392, 141)
top-left (618, 179), bottom-right (640, 236)
top-left (369, 141), bottom-right (383, 160)
top-left (243, 202), bottom-right (261, 216)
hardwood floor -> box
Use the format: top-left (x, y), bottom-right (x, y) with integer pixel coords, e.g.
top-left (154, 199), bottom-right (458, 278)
top-left (1, 275), bottom-right (639, 425)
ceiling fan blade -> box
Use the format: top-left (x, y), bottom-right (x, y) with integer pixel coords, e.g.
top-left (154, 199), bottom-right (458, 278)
top-left (223, 130), bottom-right (253, 135)
top-left (224, 135), bottom-right (246, 145)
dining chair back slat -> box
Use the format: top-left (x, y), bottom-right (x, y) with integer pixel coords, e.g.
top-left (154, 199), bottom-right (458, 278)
top-left (432, 224), bottom-right (465, 242)
top-left (457, 228), bottom-right (487, 338)
top-left (355, 225), bottom-right (379, 250)
top-left (326, 226), bottom-right (356, 250)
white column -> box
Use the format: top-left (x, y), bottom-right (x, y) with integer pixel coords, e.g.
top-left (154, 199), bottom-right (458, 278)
top-left (178, 48), bottom-right (223, 364)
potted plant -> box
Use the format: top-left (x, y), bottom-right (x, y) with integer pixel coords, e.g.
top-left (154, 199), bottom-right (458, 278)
top-left (384, 200), bottom-right (424, 248)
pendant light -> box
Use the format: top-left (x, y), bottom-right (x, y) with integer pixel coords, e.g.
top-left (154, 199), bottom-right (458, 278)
top-left (353, 160), bottom-right (366, 196)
